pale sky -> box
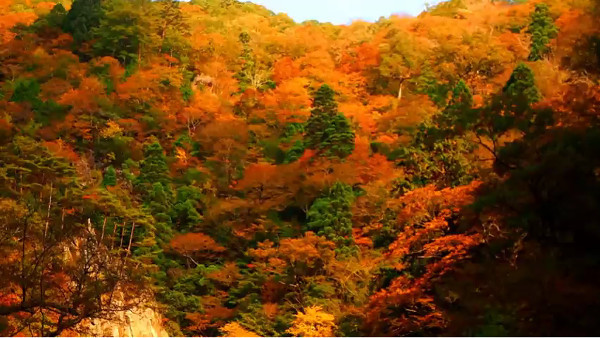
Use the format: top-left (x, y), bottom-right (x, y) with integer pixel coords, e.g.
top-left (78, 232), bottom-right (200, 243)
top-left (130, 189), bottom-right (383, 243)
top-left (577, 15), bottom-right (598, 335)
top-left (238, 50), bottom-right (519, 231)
top-left (241, 0), bottom-right (439, 24)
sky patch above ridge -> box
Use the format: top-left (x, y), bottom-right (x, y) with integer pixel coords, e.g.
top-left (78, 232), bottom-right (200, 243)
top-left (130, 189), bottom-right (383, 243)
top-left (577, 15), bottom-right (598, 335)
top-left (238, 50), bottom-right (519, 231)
top-left (240, 0), bottom-right (437, 24)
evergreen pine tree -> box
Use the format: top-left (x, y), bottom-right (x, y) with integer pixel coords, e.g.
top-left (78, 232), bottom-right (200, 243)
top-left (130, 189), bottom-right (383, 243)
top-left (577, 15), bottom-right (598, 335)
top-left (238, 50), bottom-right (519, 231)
top-left (305, 84), bottom-right (355, 159)
top-left (137, 141), bottom-right (171, 198)
top-left (235, 32), bottom-right (255, 93)
top-left (307, 182), bottom-right (355, 249)
top-left (63, 0), bottom-right (103, 43)
top-left (148, 182), bottom-right (171, 217)
top-left (321, 114), bottom-right (355, 159)
top-left (311, 84), bottom-right (338, 115)
top-left (170, 186), bottom-right (203, 232)
top-left (102, 165), bottom-right (117, 187)
top-left (283, 140), bottom-right (305, 164)
top-left (527, 3), bottom-right (558, 61)
top-left (503, 63), bottom-right (541, 107)
top-left (42, 4), bottom-right (68, 28)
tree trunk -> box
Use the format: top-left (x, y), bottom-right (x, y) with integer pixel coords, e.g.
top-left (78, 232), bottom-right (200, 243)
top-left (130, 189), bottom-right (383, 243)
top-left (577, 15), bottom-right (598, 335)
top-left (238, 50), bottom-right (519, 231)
top-left (397, 80), bottom-right (404, 101)
top-left (120, 224), bottom-right (125, 249)
top-left (111, 222), bottom-right (119, 250)
top-left (100, 217), bottom-right (107, 242)
top-left (127, 222), bottom-right (136, 256)
top-left (44, 182), bottom-right (53, 240)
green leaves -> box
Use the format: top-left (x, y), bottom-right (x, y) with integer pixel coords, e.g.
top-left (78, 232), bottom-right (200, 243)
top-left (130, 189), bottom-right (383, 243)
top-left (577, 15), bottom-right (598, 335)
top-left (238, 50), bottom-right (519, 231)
top-left (102, 165), bottom-right (117, 187)
top-left (137, 141), bottom-right (171, 188)
top-left (92, 0), bottom-right (159, 64)
top-left (502, 63), bottom-right (541, 107)
top-left (307, 182), bottom-right (355, 249)
top-left (311, 84), bottom-right (338, 115)
top-left (10, 78), bottom-right (40, 104)
top-left (527, 3), bottom-right (558, 61)
top-left (63, 0), bottom-right (103, 43)
top-left (305, 84), bottom-right (355, 159)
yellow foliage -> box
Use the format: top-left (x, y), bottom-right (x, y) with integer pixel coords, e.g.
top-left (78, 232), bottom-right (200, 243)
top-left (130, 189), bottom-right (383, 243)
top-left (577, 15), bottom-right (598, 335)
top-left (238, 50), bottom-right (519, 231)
top-left (175, 147), bottom-right (188, 166)
top-left (100, 121), bottom-right (123, 139)
top-left (287, 306), bottom-right (337, 337)
top-left (220, 322), bottom-right (260, 337)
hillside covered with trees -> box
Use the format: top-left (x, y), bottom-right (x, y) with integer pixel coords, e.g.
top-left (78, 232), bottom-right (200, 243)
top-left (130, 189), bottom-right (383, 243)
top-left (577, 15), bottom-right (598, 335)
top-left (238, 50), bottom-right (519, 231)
top-left (1, 0), bottom-right (600, 336)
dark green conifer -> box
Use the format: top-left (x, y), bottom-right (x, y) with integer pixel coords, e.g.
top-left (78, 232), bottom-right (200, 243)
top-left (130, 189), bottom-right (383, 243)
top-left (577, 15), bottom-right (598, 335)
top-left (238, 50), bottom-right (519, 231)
top-left (235, 32), bottom-right (255, 93)
top-left (283, 140), bottom-right (305, 164)
top-left (10, 78), bottom-right (41, 104)
top-left (137, 142), bottom-right (171, 200)
top-left (527, 3), bottom-right (558, 61)
top-left (503, 63), bottom-right (541, 107)
top-left (63, 0), bottom-right (103, 43)
top-left (170, 186), bottom-right (203, 232)
top-left (307, 182), bottom-right (355, 248)
top-left (305, 84), bottom-right (355, 159)
top-left (102, 165), bottom-right (117, 187)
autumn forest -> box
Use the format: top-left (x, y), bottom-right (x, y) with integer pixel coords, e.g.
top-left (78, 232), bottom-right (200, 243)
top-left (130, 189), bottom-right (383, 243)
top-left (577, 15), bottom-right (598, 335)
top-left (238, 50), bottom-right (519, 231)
top-left (1, 0), bottom-right (600, 336)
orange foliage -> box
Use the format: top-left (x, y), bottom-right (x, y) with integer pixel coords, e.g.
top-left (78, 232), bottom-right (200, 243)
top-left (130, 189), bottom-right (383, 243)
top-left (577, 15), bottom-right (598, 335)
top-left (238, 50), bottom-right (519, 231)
top-left (262, 77), bottom-right (311, 124)
top-left (273, 56), bottom-right (300, 83)
top-left (248, 232), bottom-right (336, 275)
top-left (236, 162), bottom-right (299, 210)
top-left (0, 12), bottom-right (36, 43)
top-left (170, 233), bottom-right (226, 259)
top-left (43, 139), bottom-right (80, 163)
top-left (40, 78), bottom-right (72, 101)
top-left (185, 312), bottom-right (211, 333)
top-left (59, 77), bottom-right (104, 114)
top-left (366, 181), bottom-right (483, 335)
top-left (207, 262), bottom-right (241, 286)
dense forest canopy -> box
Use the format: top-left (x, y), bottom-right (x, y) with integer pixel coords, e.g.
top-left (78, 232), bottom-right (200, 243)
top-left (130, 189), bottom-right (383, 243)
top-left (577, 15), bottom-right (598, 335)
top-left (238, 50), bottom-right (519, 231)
top-left (1, 0), bottom-right (600, 336)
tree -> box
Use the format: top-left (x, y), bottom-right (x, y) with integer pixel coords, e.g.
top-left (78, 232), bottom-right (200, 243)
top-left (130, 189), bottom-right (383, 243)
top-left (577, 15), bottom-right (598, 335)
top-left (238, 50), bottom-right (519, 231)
top-left (401, 80), bottom-right (477, 188)
top-left (169, 233), bottom-right (225, 266)
top-left (0, 137), bottom-right (146, 336)
top-left (102, 165), bottom-right (117, 187)
top-left (10, 78), bottom-right (40, 105)
top-left (234, 32), bottom-right (272, 93)
top-left (283, 140), bottom-right (306, 164)
top-left (136, 141), bottom-right (171, 202)
top-left (305, 84), bottom-right (355, 159)
top-left (476, 63), bottom-right (545, 163)
top-left (307, 182), bottom-right (355, 249)
top-left (198, 117), bottom-right (249, 188)
top-left (366, 181), bottom-right (483, 336)
top-left (170, 186), bottom-right (203, 232)
top-left (34, 4), bottom-right (67, 30)
top-left (138, 142), bottom-right (170, 187)
top-left (441, 64), bottom-right (543, 166)
top-left (92, 0), bottom-right (159, 64)
top-left (220, 322), bottom-right (260, 337)
top-left (287, 306), bottom-right (337, 337)
top-left (502, 63), bottom-right (541, 106)
top-left (236, 163), bottom-right (296, 211)
top-left (527, 3), bottom-right (558, 61)
top-left (62, 0), bottom-right (103, 43)
top-left (442, 80), bottom-right (474, 128)
top-left (156, 0), bottom-right (190, 56)
top-left (379, 30), bottom-right (429, 100)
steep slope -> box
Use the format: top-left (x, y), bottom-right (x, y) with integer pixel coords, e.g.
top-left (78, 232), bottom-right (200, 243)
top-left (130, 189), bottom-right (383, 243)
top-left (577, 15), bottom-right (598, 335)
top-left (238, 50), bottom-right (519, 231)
top-left (0, 0), bottom-right (599, 336)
